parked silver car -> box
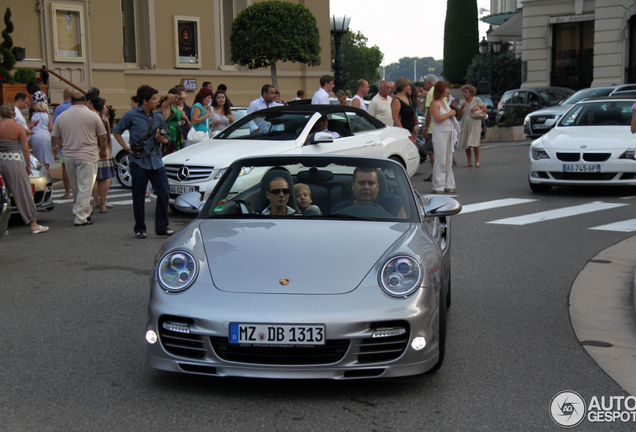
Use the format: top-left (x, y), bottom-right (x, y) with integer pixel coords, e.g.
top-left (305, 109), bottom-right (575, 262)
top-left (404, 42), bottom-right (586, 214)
top-left (145, 154), bottom-right (461, 379)
top-left (524, 85), bottom-right (636, 138)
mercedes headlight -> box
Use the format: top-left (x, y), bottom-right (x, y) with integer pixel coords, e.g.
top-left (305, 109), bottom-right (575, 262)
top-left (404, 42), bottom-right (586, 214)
top-left (214, 166), bottom-right (253, 180)
top-left (531, 147), bottom-right (550, 160)
top-left (214, 168), bottom-right (226, 180)
top-left (379, 256), bottom-right (423, 297)
top-left (158, 251), bottom-right (198, 292)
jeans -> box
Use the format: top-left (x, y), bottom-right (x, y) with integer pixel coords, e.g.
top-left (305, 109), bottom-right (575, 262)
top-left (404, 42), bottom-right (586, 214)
top-left (130, 162), bottom-right (169, 234)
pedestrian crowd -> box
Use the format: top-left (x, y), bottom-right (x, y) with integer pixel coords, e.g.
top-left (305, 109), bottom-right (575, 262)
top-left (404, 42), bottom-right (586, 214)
top-left (3, 73), bottom-right (486, 237)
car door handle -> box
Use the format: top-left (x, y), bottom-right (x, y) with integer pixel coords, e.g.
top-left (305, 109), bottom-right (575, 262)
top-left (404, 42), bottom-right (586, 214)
top-left (364, 141), bottom-right (376, 146)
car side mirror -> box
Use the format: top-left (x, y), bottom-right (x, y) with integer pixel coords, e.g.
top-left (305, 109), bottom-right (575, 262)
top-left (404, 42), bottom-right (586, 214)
top-left (311, 132), bottom-right (333, 144)
top-left (529, 101), bottom-right (540, 107)
top-left (545, 119), bottom-right (556, 128)
top-left (422, 195), bottom-right (462, 218)
top-left (174, 191), bottom-right (204, 213)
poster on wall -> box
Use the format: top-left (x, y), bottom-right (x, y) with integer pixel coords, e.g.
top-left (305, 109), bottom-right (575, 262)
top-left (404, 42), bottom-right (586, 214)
top-left (52, 5), bottom-right (85, 62)
top-left (174, 16), bottom-right (201, 68)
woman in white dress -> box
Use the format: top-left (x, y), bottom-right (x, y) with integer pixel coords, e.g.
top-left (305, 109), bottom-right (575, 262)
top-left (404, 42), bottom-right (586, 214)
top-left (457, 85), bottom-right (487, 167)
top-left (30, 101), bottom-right (54, 170)
top-left (210, 91), bottom-right (235, 133)
top-left (429, 81), bottom-right (457, 193)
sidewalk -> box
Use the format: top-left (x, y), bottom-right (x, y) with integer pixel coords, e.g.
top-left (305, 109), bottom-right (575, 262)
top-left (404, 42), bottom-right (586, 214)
top-left (570, 235), bottom-right (636, 396)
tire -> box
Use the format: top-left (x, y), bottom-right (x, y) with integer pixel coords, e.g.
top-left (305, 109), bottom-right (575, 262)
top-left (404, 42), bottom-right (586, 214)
top-left (429, 289), bottom-right (448, 373)
top-left (529, 180), bottom-right (552, 193)
top-left (115, 153), bottom-right (133, 189)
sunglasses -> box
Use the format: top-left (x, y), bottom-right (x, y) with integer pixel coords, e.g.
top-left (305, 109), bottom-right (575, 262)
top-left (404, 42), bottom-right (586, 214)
top-left (269, 188), bottom-right (290, 196)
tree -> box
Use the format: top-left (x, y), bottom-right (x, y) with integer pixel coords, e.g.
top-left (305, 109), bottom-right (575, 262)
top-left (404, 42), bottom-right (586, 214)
top-left (0, 7), bottom-right (16, 83)
top-left (382, 57), bottom-right (443, 84)
top-left (443, 0), bottom-right (479, 84)
top-left (230, 0), bottom-right (321, 90)
top-left (464, 48), bottom-right (521, 97)
top-left (331, 30), bottom-right (383, 92)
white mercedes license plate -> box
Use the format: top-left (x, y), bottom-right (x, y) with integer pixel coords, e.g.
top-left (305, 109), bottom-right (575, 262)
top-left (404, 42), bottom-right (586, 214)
top-left (170, 185), bottom-right (198, 194)
top-left (229, 323), bottom-right (325, 345)
top-left (562, 164), bottom-right (601, 173)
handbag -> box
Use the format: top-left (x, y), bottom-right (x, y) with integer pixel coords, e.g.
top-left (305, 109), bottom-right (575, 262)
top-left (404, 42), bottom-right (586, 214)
top-left (471, 110), bottom-right (488, 120)
top-left (187, 127), bottom-right (208, 144)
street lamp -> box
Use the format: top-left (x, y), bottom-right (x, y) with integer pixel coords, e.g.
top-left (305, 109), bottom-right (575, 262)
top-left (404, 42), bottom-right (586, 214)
top-left (330, 15), bottom-right (351, 94)
top-left (479, 37), bottom-right (502, 95)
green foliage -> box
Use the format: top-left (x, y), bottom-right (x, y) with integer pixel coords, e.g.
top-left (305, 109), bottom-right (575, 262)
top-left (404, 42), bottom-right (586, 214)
top-left (330, 30), bottom-right (382, 91)
top-left (382, 57), bottom-right (443, 84)
top-left (443, 0), bottom-right (479, 84)
top-left (14, 67), bottom-right (36, 84)
top-left (0, 7), bottom-right (16, 83)
top-left (497, 104), bottom-right (516, 127)
top-left (230, 1), bottom-right (321, 71)
top-left (465, 49), bottom-right (521, 97)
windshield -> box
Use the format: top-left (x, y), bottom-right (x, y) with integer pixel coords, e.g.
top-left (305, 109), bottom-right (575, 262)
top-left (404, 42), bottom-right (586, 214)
top-left (539, 88), bottom-right (575, 106)
top-left (558, 101), bottom-right (634, 127)
top-left (201, 157), bottom-right (418, 222)
top-left (215, 112), bottom-right (314, 140)
top-left (561, 88), bottom-right (614, 106)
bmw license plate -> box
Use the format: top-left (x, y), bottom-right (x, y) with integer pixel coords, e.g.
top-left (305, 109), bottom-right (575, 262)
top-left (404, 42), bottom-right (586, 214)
top-left (229, 323), bottom-right (325, 345)
top-left (170, 185), bottom-right (198, 194)
top-left (563, 164), bottom-right (601, 173)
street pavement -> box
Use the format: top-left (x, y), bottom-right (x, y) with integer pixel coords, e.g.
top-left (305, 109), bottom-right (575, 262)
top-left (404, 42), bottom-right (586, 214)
top-left (47, 154), bottom-right (636, 397)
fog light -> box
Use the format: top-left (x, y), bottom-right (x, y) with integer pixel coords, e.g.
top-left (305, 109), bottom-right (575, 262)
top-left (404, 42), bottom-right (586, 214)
top-left (372, 327), bottom-right (406, 338)
top-left (411, 336), bottom-right (426, 350)
top-left (162, 322), bottom-right (190, 333)
top-left (146, 330), bottom-right (157, 344)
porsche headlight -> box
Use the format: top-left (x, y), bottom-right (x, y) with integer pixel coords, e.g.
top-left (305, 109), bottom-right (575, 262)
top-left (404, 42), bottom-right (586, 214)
top-left (158, 251), bottom-right (198, 292)
top-left (531, 147), bottom-right (550, 160)
top-left (379, 256), bottom-right (423, 297)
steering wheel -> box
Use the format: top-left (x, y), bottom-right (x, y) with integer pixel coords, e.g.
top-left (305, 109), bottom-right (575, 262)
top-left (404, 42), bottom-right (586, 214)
top-left (334, 201), bottom-right (394, 219)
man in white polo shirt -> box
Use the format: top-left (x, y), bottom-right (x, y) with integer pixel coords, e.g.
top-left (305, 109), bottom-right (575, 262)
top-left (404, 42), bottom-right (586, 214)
top-left (311, 75), bottom-right (335, 105)
top-left (368, 80), bottom-right (393, 126)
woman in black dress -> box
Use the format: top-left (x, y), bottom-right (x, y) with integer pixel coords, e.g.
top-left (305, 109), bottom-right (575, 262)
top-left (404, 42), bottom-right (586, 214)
top-left (390, 77), bottom-right (416, 136)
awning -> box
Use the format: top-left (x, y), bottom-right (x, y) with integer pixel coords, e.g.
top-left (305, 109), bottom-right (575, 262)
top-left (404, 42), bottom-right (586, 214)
top-left (487, 11), bottom-right (522, 42)
top-left (481, 11), bottom-right (517, 26)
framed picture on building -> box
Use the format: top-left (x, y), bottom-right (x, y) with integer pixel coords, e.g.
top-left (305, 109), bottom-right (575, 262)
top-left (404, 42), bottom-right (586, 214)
top-left (174, 16), bottom-right (201, 69)
top-left (51, 4), bottom-right (86, 62)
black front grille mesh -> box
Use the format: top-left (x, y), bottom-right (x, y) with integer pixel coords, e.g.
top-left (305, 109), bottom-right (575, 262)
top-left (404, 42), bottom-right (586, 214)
top-left (211, 337), bottom-right (349, 365)
top-left (556, 152), bottom-right (580, 162)
top-left (583, 153), bottom-right (611, 162)
top-left (356, 334), bottom-right (410, 363)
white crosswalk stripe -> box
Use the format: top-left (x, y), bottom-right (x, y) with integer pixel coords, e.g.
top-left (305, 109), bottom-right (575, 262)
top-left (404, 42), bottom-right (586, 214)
top-left (487, 201), bottom-right (629, 226)
top-left (589, 219), bottom-right (636, 232)
top-left (460, 198), bottom-right (538, 214)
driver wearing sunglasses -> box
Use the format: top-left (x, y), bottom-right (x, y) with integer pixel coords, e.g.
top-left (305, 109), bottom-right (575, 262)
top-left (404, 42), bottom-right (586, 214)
top-left (262, 177), bottom-right (297, 215)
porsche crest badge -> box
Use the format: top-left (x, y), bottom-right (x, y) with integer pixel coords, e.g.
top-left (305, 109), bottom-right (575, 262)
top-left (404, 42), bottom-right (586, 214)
top-left (279, 278), bottom-right (290, 286)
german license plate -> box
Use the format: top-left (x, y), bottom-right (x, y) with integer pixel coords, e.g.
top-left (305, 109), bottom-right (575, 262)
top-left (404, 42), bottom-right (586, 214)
top-left (563, 164), bottom-right (601, 173)
top-left (170, 185), bottom-right (198, 194)
top-left (229, 323), bottom-right (325, 345)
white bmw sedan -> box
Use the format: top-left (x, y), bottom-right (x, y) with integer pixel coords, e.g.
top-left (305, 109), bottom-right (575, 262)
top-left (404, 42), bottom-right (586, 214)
top-left (528, 96), bottom-right (636, 193)
top-left (162, 105), bottom-right (420, 211)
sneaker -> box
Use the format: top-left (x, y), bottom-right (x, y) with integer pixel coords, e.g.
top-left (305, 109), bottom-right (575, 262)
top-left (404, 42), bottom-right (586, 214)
top-left (157, 229), bottom-right (175, 236)
top-left (74, 217), bottom-right (93, 226)
top-left (135, 231), bottom-right (147, 239)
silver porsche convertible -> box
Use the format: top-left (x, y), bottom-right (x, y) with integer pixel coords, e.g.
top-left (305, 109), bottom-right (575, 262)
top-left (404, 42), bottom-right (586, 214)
top-left (145, 155), bottom-right (461, 379)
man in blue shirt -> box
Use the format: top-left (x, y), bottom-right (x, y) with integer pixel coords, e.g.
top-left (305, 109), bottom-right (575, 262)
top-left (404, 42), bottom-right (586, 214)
top-left (113, 85), bottom-right (173, 239)
top-left (52, 87), bottom-right (74, 199)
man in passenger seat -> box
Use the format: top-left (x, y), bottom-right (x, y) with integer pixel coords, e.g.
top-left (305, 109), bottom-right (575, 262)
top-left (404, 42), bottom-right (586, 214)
top-left (331, 167), bottom-right (405, 217)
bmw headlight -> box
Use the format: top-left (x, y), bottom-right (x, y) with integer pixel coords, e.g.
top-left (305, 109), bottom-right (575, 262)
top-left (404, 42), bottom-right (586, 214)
top-left (158, 251), bottom-right (198, 292)
top-left (379, 256), bottom-right (423, 297)
top-left (531, 147), bottom-right (550, 160)
top-left (619, 147), bottom-right (636, 159)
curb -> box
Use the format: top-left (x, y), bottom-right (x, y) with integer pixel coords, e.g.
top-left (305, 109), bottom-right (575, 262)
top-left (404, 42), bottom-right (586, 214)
top-left (570, 235), bottom-right (636, 396)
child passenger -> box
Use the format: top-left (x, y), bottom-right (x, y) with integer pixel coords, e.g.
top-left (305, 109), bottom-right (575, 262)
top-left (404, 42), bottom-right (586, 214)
top-left (294, 183), bottom-right (321, 215)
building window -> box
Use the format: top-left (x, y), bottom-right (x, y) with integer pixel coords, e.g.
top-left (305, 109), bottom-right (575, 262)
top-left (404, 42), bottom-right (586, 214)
top-left (174, 16), bottom-right (201, 68)
top-left (220, 0), bottom-right (247, 66)
top-left (551, 20), bottom-right (594, 90)
top-left (628, 17), bottom-right (636, 83)
top-left (51, 3), bottom-right (86, 62)
top-left (121, 0), bottom-right (137, 63)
